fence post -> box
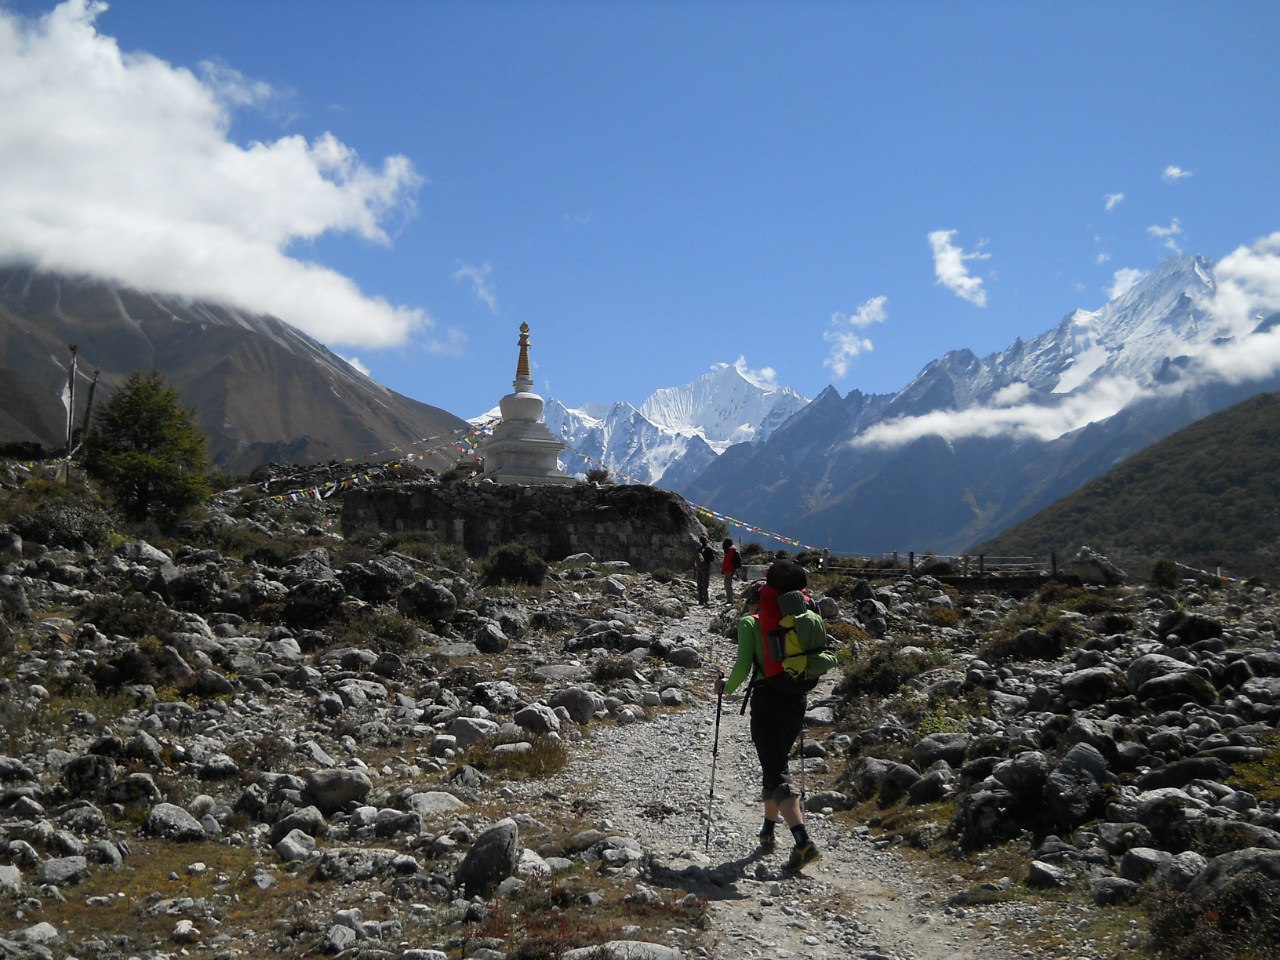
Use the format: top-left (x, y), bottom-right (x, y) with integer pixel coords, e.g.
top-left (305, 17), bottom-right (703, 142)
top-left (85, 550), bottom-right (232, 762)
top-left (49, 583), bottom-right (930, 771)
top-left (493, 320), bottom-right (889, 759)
top-left (979, 554), bottom-right (986, 579)
top-left (1051, 552), bottom-right (1057, 577)
top-left (908, 551), bottom-right (915, 575)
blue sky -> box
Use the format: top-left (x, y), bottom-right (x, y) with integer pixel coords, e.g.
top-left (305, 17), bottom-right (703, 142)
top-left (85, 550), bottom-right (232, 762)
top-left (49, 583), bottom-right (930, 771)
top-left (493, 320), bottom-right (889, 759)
top-left (3, 0), bottom-right (1278, 421)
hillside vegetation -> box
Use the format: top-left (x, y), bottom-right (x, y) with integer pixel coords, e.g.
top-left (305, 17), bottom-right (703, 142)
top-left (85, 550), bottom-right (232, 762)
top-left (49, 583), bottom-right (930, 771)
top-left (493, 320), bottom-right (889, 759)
top-left (975, 392), bottom-right (1280, 580)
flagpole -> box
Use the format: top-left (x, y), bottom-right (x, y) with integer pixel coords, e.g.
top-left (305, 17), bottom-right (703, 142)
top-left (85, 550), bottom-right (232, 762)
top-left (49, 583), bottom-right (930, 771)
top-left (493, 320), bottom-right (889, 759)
top-left (64, 344), bottom-right (78, 485)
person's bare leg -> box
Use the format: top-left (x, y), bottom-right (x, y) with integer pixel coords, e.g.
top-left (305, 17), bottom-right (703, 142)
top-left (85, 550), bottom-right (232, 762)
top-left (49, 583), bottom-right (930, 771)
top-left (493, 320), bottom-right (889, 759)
top-left (777, 795), bottom-right (803, 828)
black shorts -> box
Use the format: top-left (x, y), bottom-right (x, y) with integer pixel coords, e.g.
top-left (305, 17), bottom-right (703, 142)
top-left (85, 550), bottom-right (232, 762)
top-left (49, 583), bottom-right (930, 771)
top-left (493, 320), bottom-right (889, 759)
top-left (749, 683), bottom-right (807, 802)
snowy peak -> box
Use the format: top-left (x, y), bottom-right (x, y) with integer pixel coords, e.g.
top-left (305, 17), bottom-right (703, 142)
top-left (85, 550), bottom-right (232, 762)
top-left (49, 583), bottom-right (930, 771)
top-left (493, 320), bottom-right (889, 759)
top-left (639, 359), bottom-right (809, 446)
top-left (546, 360), bottom-right (809, 484)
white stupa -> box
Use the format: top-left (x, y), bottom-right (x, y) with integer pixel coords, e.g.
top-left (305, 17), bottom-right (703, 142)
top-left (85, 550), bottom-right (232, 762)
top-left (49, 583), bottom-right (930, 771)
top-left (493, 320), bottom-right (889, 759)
top-left (477, 322), bottom-right (575, 485)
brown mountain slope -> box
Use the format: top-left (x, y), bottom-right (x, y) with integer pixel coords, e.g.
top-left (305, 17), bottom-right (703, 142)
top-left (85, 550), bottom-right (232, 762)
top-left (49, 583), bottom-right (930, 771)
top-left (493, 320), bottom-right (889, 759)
top-left (974, 392), bottom-right (1280, 580)
top-left (0, 268), bottom-right (468, 475)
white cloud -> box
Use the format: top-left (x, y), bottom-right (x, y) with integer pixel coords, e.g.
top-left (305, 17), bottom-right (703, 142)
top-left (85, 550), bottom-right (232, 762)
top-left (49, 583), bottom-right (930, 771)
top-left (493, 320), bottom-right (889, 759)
top-left (1107, 267), bottom-right (1146, 300)
top-left (847, 232), bottom-right (1280, 454)
top-left (1105, 192), bottom-right (1125, 211)
top-left (731, 356), bottom-right (779, 388)
top-left (928, 230), bottom-right (990, 307)
top-left (343, 355), bottom-right (370, 376)
top-left (1096, 252), bottom-right (1111, 265)
top-left (852, 375), bottom-right (1146, 449)
top-left (823, 295), bottom-right (887, 378)
top-left (1163, 165), bottom-right (1193, 183)
top-left (991, 382), bottom-right (1032, 406)
top-left (454, 262), bottom-right (498, 313)
top-left (0, 0), bottom-right (449, 351)
top-left (1148, 219), bottom-right (1183, 254)
top-left (1197, 232), bottom-right (1280, 342)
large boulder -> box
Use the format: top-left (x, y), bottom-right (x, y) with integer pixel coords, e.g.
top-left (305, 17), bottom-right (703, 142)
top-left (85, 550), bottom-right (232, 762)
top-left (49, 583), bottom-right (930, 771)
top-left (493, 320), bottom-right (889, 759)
top-left (398, 580), bottom-right (458, 622)
top-left (303, 769), bottom-right (372, 815)
top-left (146, 803), bottom-right (207, 842)
top-left (455, 818), bottom-right (519, 898)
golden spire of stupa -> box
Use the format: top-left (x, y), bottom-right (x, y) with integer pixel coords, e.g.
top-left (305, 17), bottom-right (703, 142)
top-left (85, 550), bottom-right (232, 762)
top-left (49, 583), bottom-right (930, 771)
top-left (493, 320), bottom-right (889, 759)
top-left (515, 322), bottom-right (532, 384)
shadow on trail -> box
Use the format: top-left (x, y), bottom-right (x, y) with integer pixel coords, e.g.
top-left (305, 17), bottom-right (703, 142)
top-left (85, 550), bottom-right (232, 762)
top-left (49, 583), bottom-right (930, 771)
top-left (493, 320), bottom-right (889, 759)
top-left (644, 846), bottom-right (795, 901)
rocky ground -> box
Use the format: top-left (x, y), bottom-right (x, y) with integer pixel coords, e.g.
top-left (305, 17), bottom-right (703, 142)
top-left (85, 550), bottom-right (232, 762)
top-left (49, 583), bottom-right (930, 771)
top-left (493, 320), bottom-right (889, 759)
top-left (1, 467), bottom-right (1279, 960)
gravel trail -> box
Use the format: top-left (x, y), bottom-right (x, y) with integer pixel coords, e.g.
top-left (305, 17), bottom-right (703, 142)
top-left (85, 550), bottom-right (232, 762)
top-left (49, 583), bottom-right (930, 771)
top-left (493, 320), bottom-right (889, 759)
top-left (554, 601), bottom-right (1038, 960)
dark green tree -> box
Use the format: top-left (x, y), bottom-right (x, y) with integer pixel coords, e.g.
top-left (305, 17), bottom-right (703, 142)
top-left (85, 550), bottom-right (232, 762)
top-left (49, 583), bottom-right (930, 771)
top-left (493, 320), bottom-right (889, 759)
top-left (82, 369), bottom-right (211, 525)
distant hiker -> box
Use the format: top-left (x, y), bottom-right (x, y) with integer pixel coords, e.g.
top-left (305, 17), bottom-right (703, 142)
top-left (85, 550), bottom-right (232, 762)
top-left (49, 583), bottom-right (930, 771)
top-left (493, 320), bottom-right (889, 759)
top-left (721, 537), bottom-right (742, 604)
top-left (693, 535), bottom-right (714, 606)
top-left (715, 561), bottom-right (821, 872)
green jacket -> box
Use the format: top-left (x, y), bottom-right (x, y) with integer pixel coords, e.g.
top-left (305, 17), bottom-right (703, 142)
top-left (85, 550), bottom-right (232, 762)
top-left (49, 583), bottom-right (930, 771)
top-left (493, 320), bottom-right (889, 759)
top-left (724, 614), bottom-right (762, 696)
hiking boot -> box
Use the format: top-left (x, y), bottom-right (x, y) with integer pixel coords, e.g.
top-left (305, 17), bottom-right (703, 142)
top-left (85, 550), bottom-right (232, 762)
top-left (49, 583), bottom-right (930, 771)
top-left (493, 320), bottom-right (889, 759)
top-left (783, 841), bottom-right (821, 872)
top-left (756, 829), bottom-right (776, 852)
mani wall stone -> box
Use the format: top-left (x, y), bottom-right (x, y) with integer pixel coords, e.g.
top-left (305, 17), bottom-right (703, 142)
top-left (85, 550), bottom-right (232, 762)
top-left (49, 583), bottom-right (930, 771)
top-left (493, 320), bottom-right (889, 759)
top-left (340, 480), bottom-right (703, 573)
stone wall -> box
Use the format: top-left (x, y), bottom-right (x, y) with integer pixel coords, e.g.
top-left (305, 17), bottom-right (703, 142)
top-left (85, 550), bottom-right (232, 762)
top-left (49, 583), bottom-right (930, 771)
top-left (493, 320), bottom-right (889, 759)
top-left (339, 479), bottom-right (704, 573)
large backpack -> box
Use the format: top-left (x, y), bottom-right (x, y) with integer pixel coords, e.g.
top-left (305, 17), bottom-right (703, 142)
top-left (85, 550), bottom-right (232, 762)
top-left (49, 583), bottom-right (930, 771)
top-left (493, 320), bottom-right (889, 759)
top-left (761, 589), bottom-right (839, 692)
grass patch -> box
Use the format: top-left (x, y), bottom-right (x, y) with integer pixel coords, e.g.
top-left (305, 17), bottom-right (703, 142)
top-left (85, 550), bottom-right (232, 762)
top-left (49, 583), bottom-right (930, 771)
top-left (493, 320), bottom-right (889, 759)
top-left (466, 734), bottom-right (570, 781)
top-left (22, 839), bottom-right (315, 956)
top-left (462, 873), bottom-right (707, 959)
top-left (1227, 734), bottom-right (1280, 804)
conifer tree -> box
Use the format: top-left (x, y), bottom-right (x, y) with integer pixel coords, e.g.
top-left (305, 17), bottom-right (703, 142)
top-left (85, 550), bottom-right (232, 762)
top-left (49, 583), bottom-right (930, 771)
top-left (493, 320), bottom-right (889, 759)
top-left (82, 369), bottom-right (210, 525)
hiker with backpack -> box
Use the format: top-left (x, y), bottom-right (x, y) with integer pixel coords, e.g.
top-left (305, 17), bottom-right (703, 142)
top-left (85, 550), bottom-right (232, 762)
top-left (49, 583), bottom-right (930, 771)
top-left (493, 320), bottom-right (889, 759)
top-left (692, 535), bottom-right (715, 606)
top-left (721, 537), bottom-right (742, 603)
top-left (714, 559), bottom-right (833, 872)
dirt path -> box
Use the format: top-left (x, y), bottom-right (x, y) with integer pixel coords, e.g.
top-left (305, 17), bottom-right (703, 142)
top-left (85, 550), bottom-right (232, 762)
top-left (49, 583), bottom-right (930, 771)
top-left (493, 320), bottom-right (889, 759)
top-left (556, 601), bottom-right (1037, 960)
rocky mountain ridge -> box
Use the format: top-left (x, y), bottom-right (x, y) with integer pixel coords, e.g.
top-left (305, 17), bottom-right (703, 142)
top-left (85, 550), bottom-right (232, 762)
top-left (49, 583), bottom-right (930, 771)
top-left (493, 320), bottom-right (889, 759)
top-left (0, 268), bottom-right (467, 475)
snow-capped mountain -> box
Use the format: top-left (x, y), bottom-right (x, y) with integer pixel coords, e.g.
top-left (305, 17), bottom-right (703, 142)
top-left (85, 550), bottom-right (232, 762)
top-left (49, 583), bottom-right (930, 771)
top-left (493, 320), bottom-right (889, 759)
top-left (678, 251), bottom-right (1280, 554)
top-left (544, 360), bottom-right (808, 484)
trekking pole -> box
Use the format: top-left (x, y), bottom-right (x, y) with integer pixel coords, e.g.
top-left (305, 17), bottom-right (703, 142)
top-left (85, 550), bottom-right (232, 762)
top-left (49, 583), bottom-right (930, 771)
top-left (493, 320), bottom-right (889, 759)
top-left (798, 720), bottom-right (807, 803)
top-left (704, 672), bottom-right (725, 854)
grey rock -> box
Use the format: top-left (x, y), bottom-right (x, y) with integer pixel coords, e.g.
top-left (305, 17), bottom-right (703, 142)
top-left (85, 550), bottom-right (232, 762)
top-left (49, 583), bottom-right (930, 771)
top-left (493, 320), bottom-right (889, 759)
top-left (36, 856), bottom-right (88, 886)
top-left (406, 791), bottom-right (467, 817)
top-left (563, 941), bottom-right (685, 960)
top-left (146, 802), bottom-right (208, 842)
top-left (1026, 859), bottom-right (1072, 888)
top-left (1090, 875), bottom-right (1140, 905)
top-left (0, 865), bottom-right (21, 895)
top-left (276, 828), bottom-right (317, 862)
top-left (991, 750), bottom-right (1050, 796)
top-left (1184, 847), bottom-right (1280, 902)
top-left (304, 769), bottom-right (372, 815)
top-left (548, 687), bottom-right (605, 724)
top-left (449, 716), bottom-right (501, 749)
top-left (398, 580), bottom-right (458, 621)
top-left (269, 805), bottom-right (327, 844)
top-left (910, 732), bottom-right (969, 770)
top-left (514, 702), bottom-right (561, 735)
top-left (455, 818), bottom-right (519, 898)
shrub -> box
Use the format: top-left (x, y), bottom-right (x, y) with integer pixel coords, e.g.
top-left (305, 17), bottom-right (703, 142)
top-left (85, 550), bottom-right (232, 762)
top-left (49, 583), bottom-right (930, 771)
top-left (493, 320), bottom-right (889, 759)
top-left (441, 461), bottom-right (481, 483)
top-left (10, 490), bottom-right (115, 550)
top-left (481, 541), bottom-right (548, 587)
top-left (1147, 878), bottom-right (1280, 960)
top-left (697, 512), bottom-right (727, 542)
top-left (592, 655), bottom-right (639, 686)
top-left (838, 641), bottom-right (947, 698)
top-left (924, 605), bottom-right (962, 628)
top-left (77, 592), bottom-right (180, 643)
top-left (976, 621), bottom-right (1076, 664)
top-left (1151, 558), bottom-right (1182, 590)
top-left (584, 466), bottom-right (613, 485)
top-left (329, 609), bottom-right (421, 653)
